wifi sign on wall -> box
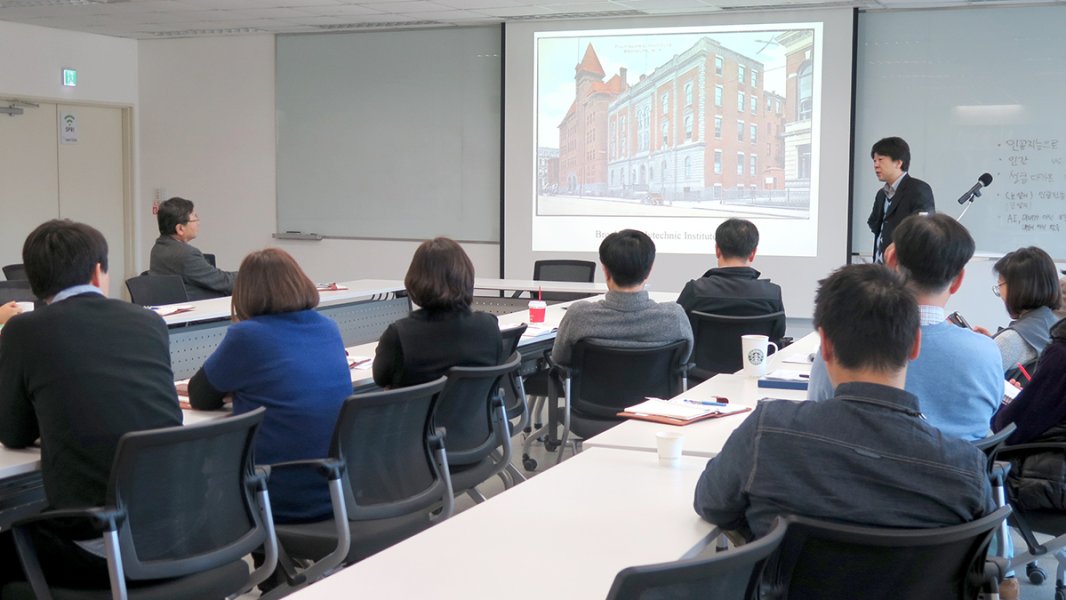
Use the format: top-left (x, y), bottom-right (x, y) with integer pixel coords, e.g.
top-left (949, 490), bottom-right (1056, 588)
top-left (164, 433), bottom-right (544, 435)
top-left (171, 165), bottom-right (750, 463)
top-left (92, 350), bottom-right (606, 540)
top-left (60, 112), bottom-right (78, 144)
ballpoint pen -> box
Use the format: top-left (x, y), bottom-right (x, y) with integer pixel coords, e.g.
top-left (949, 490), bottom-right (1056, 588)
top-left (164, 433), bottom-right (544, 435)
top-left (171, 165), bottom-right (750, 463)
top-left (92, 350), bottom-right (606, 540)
top-left (683, 398), bottom-right (729, 407)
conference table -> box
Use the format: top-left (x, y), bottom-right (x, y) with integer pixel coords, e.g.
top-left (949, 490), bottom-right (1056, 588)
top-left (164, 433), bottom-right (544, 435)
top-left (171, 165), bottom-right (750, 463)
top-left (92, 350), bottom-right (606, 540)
top-left (582, 331), bottom-right (819, 458)
top-left (286, 447), bottom-right (716, 600)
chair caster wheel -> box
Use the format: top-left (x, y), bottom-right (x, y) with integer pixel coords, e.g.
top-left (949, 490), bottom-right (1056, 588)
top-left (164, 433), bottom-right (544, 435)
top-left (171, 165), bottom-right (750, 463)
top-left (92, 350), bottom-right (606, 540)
top-left (1027, 561), bottom-right (1047, 585)
top-left (522, 456), bottom-right (537, 472)
top-left (544, 440), bottom-right (560, 452)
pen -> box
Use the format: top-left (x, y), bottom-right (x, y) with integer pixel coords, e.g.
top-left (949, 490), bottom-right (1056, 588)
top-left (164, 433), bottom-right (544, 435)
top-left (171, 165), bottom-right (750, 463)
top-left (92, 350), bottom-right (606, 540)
top-left (1016, 362), bottom-right (1033, 382)
top-left (684, 398), bottom-right (729, 407)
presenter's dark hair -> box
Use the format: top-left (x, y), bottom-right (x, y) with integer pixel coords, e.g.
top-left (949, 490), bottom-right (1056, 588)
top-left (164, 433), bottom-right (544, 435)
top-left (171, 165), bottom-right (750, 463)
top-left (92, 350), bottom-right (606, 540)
top-left (715, 218), bottom-right (759, 259)
top-left (157, 197), bottom-right (195, 235)
top-left (871, 137), bottom-right (911, 172)
top-left (599, 229), bottom-right (655, 287)
top-left (891, 214), bottom-right (975, 294)
top-left (231, 248), bottom-right (318, 321)
top-left (23, 219), bottom-right (109, 300)
top-left (994, 246), bottom-right (1062, 318)
top-left (814, 264), bottom-right (918, 372)
top-left (405, 237), bottom-right (474, 311)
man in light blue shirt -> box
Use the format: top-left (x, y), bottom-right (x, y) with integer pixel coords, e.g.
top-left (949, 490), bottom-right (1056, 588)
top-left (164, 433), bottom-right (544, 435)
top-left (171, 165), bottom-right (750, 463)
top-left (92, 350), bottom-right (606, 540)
top-left (808, 214), bottom-right (1002, 441)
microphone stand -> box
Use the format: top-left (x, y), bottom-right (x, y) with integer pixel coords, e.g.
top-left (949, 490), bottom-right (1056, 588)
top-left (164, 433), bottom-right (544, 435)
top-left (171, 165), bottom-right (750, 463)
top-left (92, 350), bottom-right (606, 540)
top-left (956, 189), bottom-right (982, 221)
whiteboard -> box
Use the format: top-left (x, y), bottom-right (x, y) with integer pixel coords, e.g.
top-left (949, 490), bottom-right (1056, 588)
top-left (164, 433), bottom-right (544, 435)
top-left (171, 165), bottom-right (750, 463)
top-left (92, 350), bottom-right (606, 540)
top-left (853, 5), bottom-right (1066, 259)
top-left (276, 27), bottom-right (502, 242)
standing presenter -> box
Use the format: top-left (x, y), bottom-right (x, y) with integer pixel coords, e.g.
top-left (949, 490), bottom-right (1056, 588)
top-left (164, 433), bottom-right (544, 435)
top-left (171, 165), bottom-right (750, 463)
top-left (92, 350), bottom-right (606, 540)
top-left (867, 137), bottom-right (935, 263)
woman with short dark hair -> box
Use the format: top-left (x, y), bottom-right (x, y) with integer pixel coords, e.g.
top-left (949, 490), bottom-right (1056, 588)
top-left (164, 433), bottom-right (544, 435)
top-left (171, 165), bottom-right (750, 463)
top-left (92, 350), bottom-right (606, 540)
top-left (373, 237), bottom-right (502, 388)
top-left (189, 248), bottom-right (351, 524)
top-left (976, 246), bottom-right (1062, 376)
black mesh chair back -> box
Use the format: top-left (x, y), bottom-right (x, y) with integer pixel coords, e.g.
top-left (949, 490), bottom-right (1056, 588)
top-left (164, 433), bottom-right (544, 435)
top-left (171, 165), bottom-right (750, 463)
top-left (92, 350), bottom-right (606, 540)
top-left (690, 310), bottom-right (785, 379)
top-left (499, 324), bottom-right (529, 429)
top-left (2, 263), bottom-right (27, 280)
top-left (0, 280), bottom-right (35, 304)
top-left (108, 407), bottom-right (271, 581)
top-left (333, 377), bottom-right (450, 520)
top-left (533, 259), bottom-right (596, 302)
top-left (203, 253), bottom-right (217, 268)
top-left (125, 274), bottom-right (189, 306)
top-left (606, 520), bottom-right (787, 600)
top-left (269, 378), bottom-right (453, 586)
top-left (435, 353), bottom-right (522, 467)
top-left (569, 339), bottom-right (689, 422)
top-left (760, 507), bottom-right (1010, 600)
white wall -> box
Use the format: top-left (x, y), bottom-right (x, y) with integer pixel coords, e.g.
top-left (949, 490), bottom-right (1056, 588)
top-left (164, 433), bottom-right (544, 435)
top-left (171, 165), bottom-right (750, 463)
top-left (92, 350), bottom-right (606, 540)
top-left (137, 34), bottom-right (499, 283)
top-left (0, 20), bottom-right (137, 104)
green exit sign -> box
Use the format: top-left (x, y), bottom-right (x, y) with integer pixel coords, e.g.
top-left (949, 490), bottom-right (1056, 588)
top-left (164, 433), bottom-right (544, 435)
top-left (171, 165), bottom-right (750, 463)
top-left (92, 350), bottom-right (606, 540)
top-left (62, 68), bottom-right (77, 87)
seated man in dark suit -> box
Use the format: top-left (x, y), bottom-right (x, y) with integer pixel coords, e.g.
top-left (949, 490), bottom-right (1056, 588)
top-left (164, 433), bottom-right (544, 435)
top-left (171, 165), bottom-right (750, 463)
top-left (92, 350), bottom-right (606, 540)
top-left (676, 218), bottom-right (785, 342)
top-left (149, 196), bottom-right (236, 300)
top-left (0, 219), bottom-right (183, 588)
top-left (693, 264), bottom-right (993, 542)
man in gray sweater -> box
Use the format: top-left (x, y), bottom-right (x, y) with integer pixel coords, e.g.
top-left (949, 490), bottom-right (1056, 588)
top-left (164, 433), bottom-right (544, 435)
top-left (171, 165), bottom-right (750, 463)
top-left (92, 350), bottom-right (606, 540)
top-left (551, 229), bottom-right (693, 367)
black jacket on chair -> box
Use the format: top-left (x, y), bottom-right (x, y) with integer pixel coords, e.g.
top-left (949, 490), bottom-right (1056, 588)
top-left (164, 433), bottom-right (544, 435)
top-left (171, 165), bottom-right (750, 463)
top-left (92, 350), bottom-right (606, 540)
top-left (866, 174), bottom-right (935, 259)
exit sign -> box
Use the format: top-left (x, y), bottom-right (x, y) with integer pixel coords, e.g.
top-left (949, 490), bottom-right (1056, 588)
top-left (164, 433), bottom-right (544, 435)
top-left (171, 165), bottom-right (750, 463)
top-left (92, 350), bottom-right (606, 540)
top-left (62, 68), bottom-right (77, 87)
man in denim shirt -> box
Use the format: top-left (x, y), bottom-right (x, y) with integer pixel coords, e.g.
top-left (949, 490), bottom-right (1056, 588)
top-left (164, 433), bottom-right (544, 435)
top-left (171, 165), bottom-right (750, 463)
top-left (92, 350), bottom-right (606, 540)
top-left (693, 264), bottom-right (993, 542)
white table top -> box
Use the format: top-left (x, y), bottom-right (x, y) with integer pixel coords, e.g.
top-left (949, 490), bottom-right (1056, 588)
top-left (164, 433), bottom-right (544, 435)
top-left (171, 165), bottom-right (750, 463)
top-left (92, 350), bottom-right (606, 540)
top-left (157, 279), bottom-right (407, 326)
top-left (0, 408), bottom-right (227, 479)
top-left (287, 447), bottom-right (715, 600)
top-left (583, 332), bottom-right (820, 458)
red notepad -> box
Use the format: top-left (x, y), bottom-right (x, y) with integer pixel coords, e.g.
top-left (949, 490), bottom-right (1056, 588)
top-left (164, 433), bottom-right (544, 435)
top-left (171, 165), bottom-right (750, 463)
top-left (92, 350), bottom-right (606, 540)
top-left (617, 398), bottom-right (751, 426)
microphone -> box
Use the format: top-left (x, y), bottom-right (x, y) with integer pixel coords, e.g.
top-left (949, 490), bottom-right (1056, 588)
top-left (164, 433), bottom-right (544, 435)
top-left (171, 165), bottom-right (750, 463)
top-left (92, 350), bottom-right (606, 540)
top-left (956, 173), bottom-right (993, 204)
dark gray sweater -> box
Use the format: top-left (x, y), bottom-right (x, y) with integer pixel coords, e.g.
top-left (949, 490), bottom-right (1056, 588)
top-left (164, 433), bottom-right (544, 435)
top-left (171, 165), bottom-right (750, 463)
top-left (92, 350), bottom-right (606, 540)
top-left (551, 290), bottom-right (693, 367)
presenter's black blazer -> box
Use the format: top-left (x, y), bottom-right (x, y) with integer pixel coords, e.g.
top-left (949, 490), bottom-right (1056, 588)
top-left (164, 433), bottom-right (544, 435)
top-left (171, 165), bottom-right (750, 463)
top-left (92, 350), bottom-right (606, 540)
top-left (866, 174), bottom-right (935, 259)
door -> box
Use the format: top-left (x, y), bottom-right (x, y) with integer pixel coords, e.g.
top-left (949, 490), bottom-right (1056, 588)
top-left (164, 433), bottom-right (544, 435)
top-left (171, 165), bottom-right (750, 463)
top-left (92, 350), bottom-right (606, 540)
top-left (0, 104), bottom-right (60, 270)
top-left (0, 102), bottom-right (129, 299)
top-left (56, 104), bottom-right (128, 299)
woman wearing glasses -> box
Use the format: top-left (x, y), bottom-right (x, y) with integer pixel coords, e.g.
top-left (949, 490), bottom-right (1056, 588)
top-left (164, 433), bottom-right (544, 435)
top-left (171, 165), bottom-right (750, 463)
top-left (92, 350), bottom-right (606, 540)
top-left (975, 246), bottom-right (1062, 378)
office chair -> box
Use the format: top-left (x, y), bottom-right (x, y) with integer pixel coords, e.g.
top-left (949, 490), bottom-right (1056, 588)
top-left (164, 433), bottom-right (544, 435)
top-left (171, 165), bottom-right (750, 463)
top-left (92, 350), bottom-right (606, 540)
top-left (759, 507), bottom-right (1010, 600)
top-left (435, 353), bottom-right (522, 503)
top-left (553, 339), bottom-right (689, 464)
top-left (974, 423), bottom-right (1016, 454)
top-left (202, 253), bottom-right (216, 268)
top-left (689, 310), bottom-right (785, 381)
top-left (4, 408), bottom-right (278, 600)
top-left (606, 519), bottom-right (787, 600)
top-left (512, 260), bottom-right (597, 302)
top-left (0, 280), bottom-right (35, 304)
top-left (991, 441), bottom-right (1066, 598)
top-left (266, 377), bottom-right (454, 596)
top-left (125, 274), bottom-right (189, 306)
top-left (2, 264), bottom-right (27, 281)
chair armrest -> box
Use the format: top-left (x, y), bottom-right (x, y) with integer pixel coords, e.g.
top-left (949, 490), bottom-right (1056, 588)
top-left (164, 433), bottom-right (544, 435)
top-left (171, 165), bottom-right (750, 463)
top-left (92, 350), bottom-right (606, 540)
top-left (428, 426), bottom-right (447, 452)
top-left (12, 506), bottom-right (126, 534)
top-left (989, 461), bottom-right (1010, 486)
top-left (261, 458), bottom-right (345, 481)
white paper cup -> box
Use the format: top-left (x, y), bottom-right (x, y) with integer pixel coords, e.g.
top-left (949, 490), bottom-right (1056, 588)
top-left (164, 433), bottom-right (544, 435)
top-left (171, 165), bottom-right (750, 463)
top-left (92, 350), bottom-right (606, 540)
top-left (528, 300), bottom-right (547, 323)
top-left (655, 431), bottom-right (684, 466)
top-left (741, 335), bottom-right (778, 377)
top-left (15, 301), bottom-right (34, 313)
